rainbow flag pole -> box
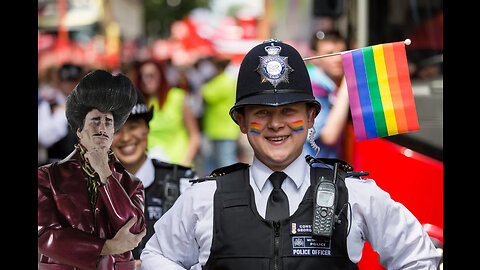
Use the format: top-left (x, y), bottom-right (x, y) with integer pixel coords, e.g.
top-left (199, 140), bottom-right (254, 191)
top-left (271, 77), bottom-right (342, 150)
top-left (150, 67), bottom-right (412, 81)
top-left (304, 39), bottom-right (419, 141)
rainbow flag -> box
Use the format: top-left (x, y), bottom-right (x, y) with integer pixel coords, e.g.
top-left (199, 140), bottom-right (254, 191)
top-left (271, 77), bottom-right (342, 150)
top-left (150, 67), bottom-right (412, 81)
top-left (341, 41), bottom-right (419, 141)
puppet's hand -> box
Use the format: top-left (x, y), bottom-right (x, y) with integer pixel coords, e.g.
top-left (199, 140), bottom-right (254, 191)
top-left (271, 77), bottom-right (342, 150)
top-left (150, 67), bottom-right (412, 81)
top-left (84, 146), bottom-right (112, 183)
top-left (101, 216), bottom-right (146, 255)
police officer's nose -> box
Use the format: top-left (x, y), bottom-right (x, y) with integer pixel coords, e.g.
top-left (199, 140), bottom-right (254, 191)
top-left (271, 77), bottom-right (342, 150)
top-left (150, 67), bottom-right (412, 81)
top-left (267, 112), bottom-right (286, 131)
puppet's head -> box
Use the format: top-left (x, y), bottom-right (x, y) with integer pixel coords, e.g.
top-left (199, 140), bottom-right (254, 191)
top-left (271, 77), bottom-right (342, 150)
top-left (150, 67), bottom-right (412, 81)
top-left (65, 69), bottom-right (137, 134)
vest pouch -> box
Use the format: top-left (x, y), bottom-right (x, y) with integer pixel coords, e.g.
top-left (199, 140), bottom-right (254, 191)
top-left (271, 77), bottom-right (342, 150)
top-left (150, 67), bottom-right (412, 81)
top-left (223, 197), bottom-right (249, 208)
top-left (218, 192), bottom-right (251, 236)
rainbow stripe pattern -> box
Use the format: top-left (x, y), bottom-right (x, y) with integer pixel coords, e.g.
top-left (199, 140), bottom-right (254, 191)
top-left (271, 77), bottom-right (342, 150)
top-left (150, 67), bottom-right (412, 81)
top-left (249, 122), bottom-right (262, 135)
top-left (290, 120), bottom-right (305, 133)
top-left (341, 41), bottom-right (419, 141)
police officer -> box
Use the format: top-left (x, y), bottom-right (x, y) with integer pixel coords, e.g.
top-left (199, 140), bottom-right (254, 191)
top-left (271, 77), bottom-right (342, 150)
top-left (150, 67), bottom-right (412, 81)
top-left (140, 40), bottom-right (440, 269)
top-left (111, 88), bottom-right (195, 265)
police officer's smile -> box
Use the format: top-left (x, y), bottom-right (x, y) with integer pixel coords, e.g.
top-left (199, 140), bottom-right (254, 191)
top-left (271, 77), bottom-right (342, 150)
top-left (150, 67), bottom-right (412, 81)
top-left (265, 135), bottom-right (289, 143)
top-left (263, 128), bottom-right (293, 145)
top-left (112, 118), bottom-right (149, 168)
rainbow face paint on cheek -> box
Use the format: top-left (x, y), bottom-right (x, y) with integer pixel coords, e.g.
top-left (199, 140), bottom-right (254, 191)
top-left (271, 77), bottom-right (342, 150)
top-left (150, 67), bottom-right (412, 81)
top-left (290, 120), bottom-right (305, 133)
top-left (249, 122), bottom-right (262, 135)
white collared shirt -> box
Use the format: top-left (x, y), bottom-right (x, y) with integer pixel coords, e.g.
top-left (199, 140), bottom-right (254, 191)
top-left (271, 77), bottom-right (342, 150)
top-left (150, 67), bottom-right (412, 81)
top-left (141, 153), bottom-right (441, 269)
top-left (250, 153), bottom-right (310, 218)
top-left (135, 157), bottom-right (155, 189)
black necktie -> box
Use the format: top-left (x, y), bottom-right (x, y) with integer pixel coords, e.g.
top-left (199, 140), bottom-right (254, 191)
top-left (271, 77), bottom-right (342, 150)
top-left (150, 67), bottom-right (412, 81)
top-left (265, 171), bottom-right (289, 221)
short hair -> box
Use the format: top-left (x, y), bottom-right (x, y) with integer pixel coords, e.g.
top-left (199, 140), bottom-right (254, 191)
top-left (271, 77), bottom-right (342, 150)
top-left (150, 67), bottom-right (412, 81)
top-left (65, 69), bottom-right (137, 134)
top-left (309, 30), bottom-right (345, 51)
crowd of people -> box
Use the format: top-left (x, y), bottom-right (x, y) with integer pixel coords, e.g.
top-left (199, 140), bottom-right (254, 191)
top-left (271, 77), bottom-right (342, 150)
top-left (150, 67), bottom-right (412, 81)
top-left (38, 30), bottom-right (353, 178)
top-left (38, 54), bottom-right (245, 177)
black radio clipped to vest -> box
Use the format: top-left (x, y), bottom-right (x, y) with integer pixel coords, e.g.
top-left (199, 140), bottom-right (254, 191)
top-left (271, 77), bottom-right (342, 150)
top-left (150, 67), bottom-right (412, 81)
top-left (312, 163), bottom-right (339, 238)
top-left (306, 155), bottom-right (362, 239)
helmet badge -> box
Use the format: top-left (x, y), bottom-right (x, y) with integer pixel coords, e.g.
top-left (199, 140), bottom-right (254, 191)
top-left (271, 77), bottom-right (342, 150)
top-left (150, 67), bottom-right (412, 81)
top-left (255, 43), bottom-right (294, 88)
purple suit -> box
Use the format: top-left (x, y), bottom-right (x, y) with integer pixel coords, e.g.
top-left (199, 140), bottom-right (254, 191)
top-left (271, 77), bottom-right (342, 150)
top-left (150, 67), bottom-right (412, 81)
top-left (38, 149), bottom-right (145, 270)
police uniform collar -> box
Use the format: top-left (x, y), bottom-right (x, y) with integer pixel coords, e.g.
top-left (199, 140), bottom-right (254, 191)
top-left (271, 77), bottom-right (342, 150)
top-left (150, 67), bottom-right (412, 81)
top-left (251, 153), bottom-right (308, 192)
top-left (135, 156), bottom-right (155, 188)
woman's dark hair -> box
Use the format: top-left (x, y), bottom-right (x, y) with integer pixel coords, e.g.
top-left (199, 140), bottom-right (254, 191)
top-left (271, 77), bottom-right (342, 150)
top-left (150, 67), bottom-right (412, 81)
top-left (65, 69), bottom-right (137, 134)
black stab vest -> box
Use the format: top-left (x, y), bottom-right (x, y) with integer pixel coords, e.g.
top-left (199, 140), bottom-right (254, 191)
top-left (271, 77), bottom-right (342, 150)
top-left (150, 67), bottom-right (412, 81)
top-left (203, 163), bottom-right (358, 270)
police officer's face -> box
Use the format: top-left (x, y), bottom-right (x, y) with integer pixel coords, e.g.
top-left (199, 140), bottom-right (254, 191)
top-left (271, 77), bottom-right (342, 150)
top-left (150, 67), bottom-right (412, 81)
top-left (237, 103), bottom-right (315, 171)
top-left (111, 118), bottom-right (149, 169)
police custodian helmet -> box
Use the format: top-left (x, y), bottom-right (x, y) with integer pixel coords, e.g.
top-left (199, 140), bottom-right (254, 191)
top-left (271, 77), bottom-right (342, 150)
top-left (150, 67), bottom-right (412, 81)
top-left (229, 39), bottom-right (321, 124)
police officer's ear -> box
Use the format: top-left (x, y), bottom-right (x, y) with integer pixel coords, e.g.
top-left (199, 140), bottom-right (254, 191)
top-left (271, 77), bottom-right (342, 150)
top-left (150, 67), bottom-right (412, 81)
top-left (234, 109), bottom-right (249, 134)
top-left (306, 104), bottom-right (317, 129)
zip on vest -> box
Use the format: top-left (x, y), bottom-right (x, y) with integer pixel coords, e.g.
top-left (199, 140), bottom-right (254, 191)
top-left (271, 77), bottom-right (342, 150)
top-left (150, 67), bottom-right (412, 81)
top-left (273, 221), bottom-right (281, 270)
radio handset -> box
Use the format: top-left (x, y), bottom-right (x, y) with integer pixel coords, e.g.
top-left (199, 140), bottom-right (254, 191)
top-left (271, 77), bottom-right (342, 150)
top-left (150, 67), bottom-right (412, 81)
top-left (312, 163), bottom-right (339, 238)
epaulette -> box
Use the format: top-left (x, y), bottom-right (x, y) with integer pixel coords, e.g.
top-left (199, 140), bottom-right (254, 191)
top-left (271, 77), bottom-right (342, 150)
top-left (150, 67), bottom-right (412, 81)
top-left (189, 162), bottom-right (250, 184)
top-left (345, 171), bottom-right (369, 178)
top-left (305, 155), bottom-right (354, 172)
top-left (189, 176), bottom-right (216, 184)
top-left (305, 155), bottom-right (369, 178)
top-left (209, 162), bottom-right (250, 177)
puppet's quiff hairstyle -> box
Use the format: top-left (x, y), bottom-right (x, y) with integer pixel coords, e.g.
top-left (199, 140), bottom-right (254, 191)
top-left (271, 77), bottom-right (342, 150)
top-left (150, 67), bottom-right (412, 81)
top-left (66, 69), bottom-right (137, 133)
